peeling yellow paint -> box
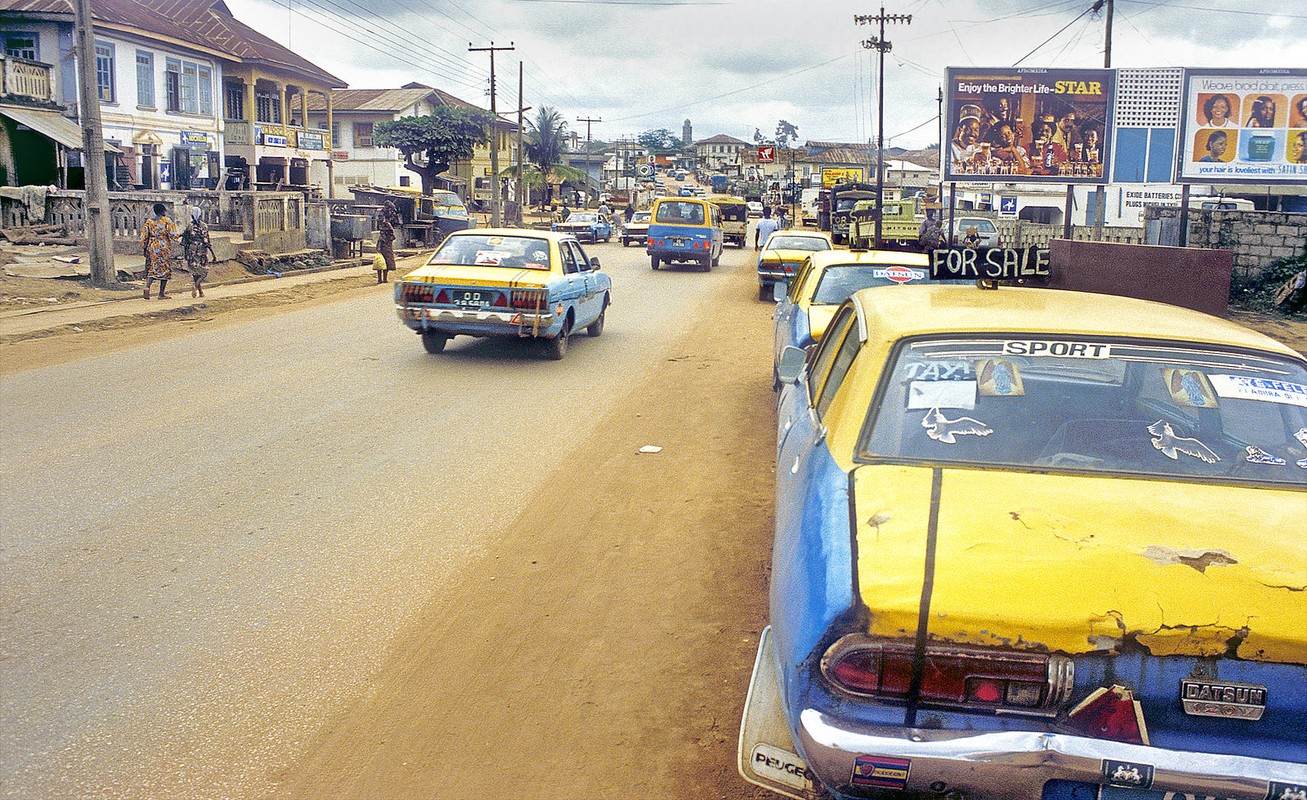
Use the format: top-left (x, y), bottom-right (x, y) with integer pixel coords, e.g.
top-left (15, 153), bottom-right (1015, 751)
top-left (853, 465), bottom-right (1307, 665)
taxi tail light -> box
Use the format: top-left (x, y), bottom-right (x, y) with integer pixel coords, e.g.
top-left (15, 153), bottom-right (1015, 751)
top-left (822, 638), bottom-right (1072, 714)
top-left (509, 289), bottom-right (546, 310)
top-left (1061, 686), bottom-right (1149, 745)
top-left (401, 284), bottom-right (434, 304)
top-left (434, 288), bottom-right (451, 304)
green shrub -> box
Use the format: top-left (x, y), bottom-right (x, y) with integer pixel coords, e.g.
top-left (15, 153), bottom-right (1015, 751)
top-left (1230, 253), bottom-right (1307, 314)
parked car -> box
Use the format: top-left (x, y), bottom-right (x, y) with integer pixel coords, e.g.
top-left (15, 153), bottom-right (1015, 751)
top-left (772, 250), bottom-right (929, 385)
top-left (950, 216), bottom-right (1001, 247)
top-left (621, 210), bottom-right (651, 247)
top-left (393, 229), bottom-right (611, 360)
top-left (742, 284), bottom-right (1307, 800)
top-left (747, 201), bottom-right (765, 218)
top-left (552, 211), bottom-right (613, 243)
top-left (755, 231), bottom-right (832, 301)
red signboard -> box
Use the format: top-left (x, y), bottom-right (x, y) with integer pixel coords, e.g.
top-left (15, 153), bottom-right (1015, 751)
top-left (757, 146), bottom-right (776, 163)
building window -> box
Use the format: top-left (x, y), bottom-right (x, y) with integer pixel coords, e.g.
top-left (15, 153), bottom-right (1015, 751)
top-left (94, 42), bottom-right (114, 102)
top-left (225, 83), bottom-right (243, 120)
top-left (331, 121), bottom-right (340, 147)
top-left (4, 32), bottom-right (38, 60)
top-left (165, 58), bottom-right (179, 110)
top-left (164, 58), bottom-right (210, 114)
top-left (255, 90), bottom-right (281, 124)
top-left (353, 121), bottom-right (373, 148)
top-left (135, 51), bottom-right (154, 107)
top-left (198, 66), bottom-right (212, 115)
top-left (181, 61), bottom-right (198, 112)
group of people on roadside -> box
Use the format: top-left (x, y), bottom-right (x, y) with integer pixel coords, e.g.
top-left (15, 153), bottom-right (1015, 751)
top-left (139, 203), bottom-right (216, 300)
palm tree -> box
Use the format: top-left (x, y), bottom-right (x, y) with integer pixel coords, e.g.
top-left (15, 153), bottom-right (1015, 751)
top-left (525, 106), bottom-right (569, 208)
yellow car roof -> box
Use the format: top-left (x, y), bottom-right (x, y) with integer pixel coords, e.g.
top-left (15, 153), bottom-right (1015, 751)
top-left (451, 227), bottom-right (575, 243)
top-left (850, 284), bottom-right (1303, 358)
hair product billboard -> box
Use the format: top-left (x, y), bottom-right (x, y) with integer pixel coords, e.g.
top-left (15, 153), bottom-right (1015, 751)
top-left (944, 68), bottom-right (1115, 183)
top-left (1178, 68), bottom-right (1307, 184)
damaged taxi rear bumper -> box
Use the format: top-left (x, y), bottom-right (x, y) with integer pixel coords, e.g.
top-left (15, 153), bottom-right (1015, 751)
top-left (395, 305), bottom-right (560, 338)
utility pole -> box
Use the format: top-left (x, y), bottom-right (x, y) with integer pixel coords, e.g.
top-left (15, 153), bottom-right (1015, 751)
top-left (856, 6), bottom-right (911, 248)
top-left (577, 115), bottom-right (601, 207)
top-left (515, 61), bottom-right (530, 224)
top-left (1092, 0), bottom-right (1114, 240)
top-left (469, 41), bottom-right (514, 228)
top-left (72, 0), bottom-right (117, 287)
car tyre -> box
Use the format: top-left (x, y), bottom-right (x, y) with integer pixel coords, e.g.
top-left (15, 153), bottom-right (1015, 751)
top-left (711, 251), bottom-right (721, 267)
top-left (650, 255), bottom-right (660, 270)
top-left (421, 331), bottom-right (448, 354)
top-left (587, 300), bottom-right (607, 337)
top-left (543, 323), bottom-right (570, 360)
top-left (759, 282), bottom-right (771, 302)
top-left (699, 256), bottom-right (711, 272)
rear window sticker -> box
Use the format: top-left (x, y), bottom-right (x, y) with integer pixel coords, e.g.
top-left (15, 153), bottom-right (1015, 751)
top-left (908, 380), bottom-right (977, 410)
top-left (904, 360), bottom-right (975, 381)
top-left (1245, 446), bottom-right (1286, 466)
top-left (978, 358), bottom-right (1025, 397)
top-left (524, 262), bottom-right (546, 269)
top-left (922, 407), bottom-right (993, 443)
top-left (1209, 375), bottom-right (1307, 408)
top-left (473, 250), bottom-right (512, 265)
top-left (872, 266), bottom-right (927, 283)
top-left (1298, 459), bottom-right (1307, 469)
top-left (430, 257), bottom-right (454, 264)
top-left (1163, 368), bottom-right (1219, 408)
top-left (1295, 428), bottom-right (1307, 448)
top-left (1003, 340), bottom-right (1111, 359)
top-left (1147, 420), bottom-right (1219, 463)
top-left (485, 237), bottom-right (505, 245)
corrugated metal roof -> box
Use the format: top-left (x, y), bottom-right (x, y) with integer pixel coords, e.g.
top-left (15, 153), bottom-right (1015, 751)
top-left (0, 0), bottom-right (345, 87)
top-left (308, 88), bottom-right (434, 113)
top-left (694, 134), bottom-right (750, 146)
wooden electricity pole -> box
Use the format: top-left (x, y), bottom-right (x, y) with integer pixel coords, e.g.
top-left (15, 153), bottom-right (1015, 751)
top-left (469, 41), bottom-right (514, 228)
top-left (72, 0), bottom-right (118, 287)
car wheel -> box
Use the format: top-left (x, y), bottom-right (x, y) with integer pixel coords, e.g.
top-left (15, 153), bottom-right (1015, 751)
top-left (759, 282), bottom-right (771, 302)
top-left (650, 255), bottom-right (660, 270)
top-left (421, 331), bottom-right (448, 354)
top-left (711, 251), bottom-right (720, 267)
top-left (587, 300), bottom-right (607, 337)
top-left (622, 238), bottom-right (629, 247)
top-left (699, 256), bottom-right (711, 272)
top-left (543, 323), bottom-right (569, 360)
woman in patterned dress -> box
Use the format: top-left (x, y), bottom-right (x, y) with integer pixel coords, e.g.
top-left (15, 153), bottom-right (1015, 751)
top-left (181, 207), bottom-right (216, 298)
top-left (141, 202), bottom-right (178, 299)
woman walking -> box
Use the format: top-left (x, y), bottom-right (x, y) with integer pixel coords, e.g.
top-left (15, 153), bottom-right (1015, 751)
top-left (141, 202), bottom-right (178, 299)
top-left (181, 207), bottom-right (216, 298)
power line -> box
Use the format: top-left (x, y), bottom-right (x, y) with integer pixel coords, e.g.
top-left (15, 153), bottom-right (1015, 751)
top-left (1012, 2), bottom-right (1098, 66)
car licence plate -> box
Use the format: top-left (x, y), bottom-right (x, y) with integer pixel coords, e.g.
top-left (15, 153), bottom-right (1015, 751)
top-left (672, 238), bottom-right (686, 247)
top-left (453, 290), bottom-right (490, 309)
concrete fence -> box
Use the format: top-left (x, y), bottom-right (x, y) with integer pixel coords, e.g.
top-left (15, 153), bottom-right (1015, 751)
top-left (1145, 207), bottom-right (1307, 281)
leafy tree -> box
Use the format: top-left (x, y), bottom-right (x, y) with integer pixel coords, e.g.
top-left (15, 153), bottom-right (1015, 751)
top-left (525, 106), bottom-right (579, 207)
top-left (638, 129), bottom-right (682, 153)
top-left (373, 106), bottom-right (494, 195)
top-left (775, 120), bottom-right (799, 149)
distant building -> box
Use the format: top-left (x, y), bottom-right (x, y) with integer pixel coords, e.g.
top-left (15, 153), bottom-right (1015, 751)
top-left (694, 133), bottom-right (750, 175)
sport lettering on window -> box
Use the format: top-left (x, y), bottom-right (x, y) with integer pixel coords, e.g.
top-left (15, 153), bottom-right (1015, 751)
top-left (1003, 340), bottom-right (1111, 359)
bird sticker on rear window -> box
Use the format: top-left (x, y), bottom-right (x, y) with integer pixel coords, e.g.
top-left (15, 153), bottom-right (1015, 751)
top-left (921, 407), bottom-right (993, 444)
top-left (1147, 420), bottom-right (1219, 463)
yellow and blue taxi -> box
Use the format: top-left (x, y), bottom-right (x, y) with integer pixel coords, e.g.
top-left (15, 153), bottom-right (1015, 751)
top-left (756, 230), bottom-right (832, 301)
top-left (773, 249), bottom-right (930, 387)
top-left (647, 196), bottom-right (723, 272)
top-left (393, 228), bottom-right (611, 360)
top-left (743, 284), bottom-right (1307, 800)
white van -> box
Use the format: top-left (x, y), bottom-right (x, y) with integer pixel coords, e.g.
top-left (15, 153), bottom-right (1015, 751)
top-left (800, 188), bottom-right (821, 226)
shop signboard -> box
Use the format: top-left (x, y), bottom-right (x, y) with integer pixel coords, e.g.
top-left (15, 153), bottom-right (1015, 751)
top-left (298, 131), bottom-right (324, 150)
top-left (1176, 68), bottom-right (1307, 184)
top-left (180, 130), bottom-right (210, 148)
top-left (944, 67), bottom-right (1115, 183)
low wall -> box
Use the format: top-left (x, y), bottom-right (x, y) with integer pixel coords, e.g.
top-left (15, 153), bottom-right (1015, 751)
top-left (1049, 239), bottom-right (1232, 317)
top-left (1144, 207), bottom-right (1307, 281)
top-left (994, 219), bottom-right (1144, 248)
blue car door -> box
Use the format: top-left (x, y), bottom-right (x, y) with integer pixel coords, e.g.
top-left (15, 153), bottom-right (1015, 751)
top-left (567, 241), bottom-right (601, 325)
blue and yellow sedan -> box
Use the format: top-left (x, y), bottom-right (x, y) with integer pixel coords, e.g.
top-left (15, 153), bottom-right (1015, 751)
top-left (393, 229), bottom-right (611, 360)
top-left (552, 211), bottom-right (614, 243)
top-left (742, 284), bottom-right (1307, 800)
top-left (773, 249), bottom-right (929, 387)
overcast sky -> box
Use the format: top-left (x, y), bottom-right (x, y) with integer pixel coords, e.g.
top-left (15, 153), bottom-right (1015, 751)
top-left (224, 0), bottom-right (1305, 150)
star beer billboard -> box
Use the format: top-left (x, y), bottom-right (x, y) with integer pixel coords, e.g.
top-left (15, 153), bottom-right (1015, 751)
top-left (944, 67), bottom-right (1115, 183)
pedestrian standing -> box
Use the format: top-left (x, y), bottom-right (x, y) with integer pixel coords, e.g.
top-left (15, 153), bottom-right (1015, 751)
top-left (141, 202), bottom-right (178, 300)
top-left (755, 209), bottom-right (781, 250)
top-left (181, 207), bottom-right (216, 299)
top-left (917, 209), bottom-right (942, 253)
top-left (376, 201), bottom-right (399, 284)
top-left (624, 203), bottom-right (635, 223)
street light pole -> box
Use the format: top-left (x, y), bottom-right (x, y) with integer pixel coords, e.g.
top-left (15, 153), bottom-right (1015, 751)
top-left (577, 116), bottom-right (602, 207)
top-left (72, 0), bottom-right (117, 287)
top-left (856, 6), bottom-right (911, 248)
top-left (469, 41), bottom-right (515, 227)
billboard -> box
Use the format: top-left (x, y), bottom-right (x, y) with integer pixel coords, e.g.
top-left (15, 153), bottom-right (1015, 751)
top-left (820, 167), bottom-right (866, 187)
top-left (944, 68), bottom-right (1115, 183)
top-left (1177, 68), bottom-right (1307, 184)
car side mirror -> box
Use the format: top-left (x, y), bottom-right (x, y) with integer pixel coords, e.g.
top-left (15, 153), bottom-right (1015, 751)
top-left (590, 257), bottom-right (601, 270)
top-left (777, 346), bottom-right (807, 385)
top-left (772, 282), bottom-right (787, 302)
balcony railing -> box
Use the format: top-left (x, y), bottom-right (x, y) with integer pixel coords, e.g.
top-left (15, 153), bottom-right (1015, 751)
top-left (1, 55), bottom-right (53, 102)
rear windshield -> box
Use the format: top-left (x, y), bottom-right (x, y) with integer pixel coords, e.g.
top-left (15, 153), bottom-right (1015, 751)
top-left (568, 213), bottom-right (597, 223)
top-left (631, 212), bottom-right (651, 223)
top-left (810, 263), bottom-right (929, 303)
top-left (655, 202), bottom-right (705, 225)
top-left (767, 235), bottom-right (831, 253)
top-left (427, 234), bottom-right (552, 270)
top-left (858, 336), bottom-right (1307, 487)
top-left (957, 219), bottom-right (997, 233)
